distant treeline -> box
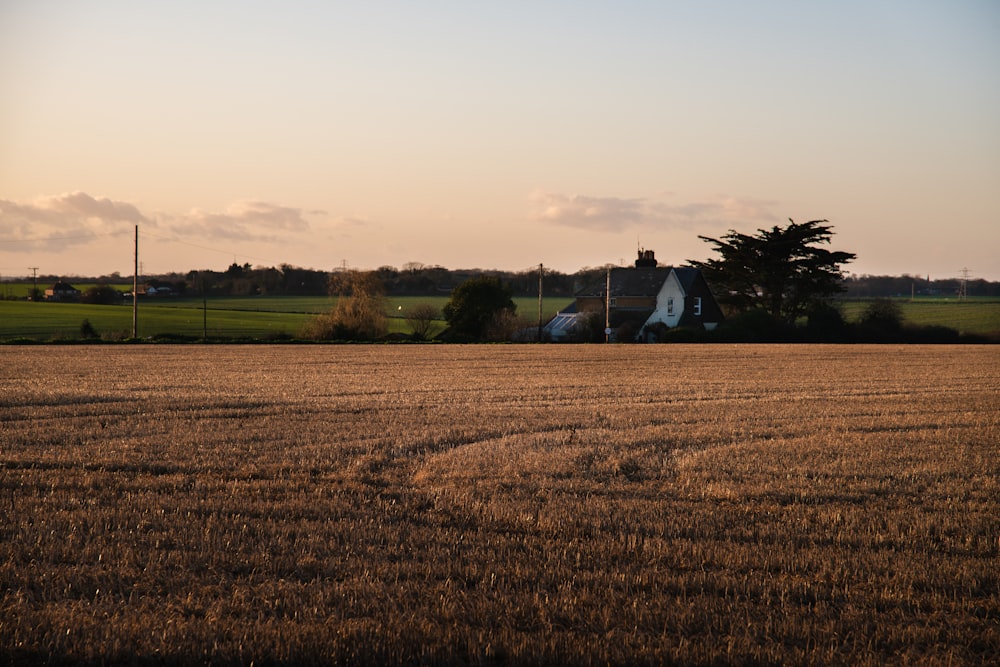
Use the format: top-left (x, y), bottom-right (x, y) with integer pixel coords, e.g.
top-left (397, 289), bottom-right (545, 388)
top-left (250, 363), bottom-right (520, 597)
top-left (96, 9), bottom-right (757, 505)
top-left (38, 263), bottom-right (611, 298)
top-left (842, 274), bottom-right (1000, 298)
top-left (25, 265), bottom-right (1000, 299)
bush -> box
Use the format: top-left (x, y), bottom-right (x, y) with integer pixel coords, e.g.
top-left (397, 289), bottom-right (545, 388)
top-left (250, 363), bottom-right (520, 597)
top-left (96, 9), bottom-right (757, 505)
top-left (405, 303), bottom-right (440, 340)
top-left (79, 319), bottom-right (99, 339)
top-left (659, 326), bottom-right (712, 343)
top-left (805, 302), bottom-right (849, 341)
top-left (859, 298), bottom-right (904, 330)
top-left (484, 309), bottom-right (527, 342)
top-left (714, 309), bottom-right (797, 342)
top-left (100, 330), bottom-right (131, 342)
top-left (149, 333), bottom-right (200, 342)
top-left (853, 299), bottom-right (904, 342)
top-left (901, 324), bottom-right (962, 344)
top-left (80, 285), bottom-right (124, 305)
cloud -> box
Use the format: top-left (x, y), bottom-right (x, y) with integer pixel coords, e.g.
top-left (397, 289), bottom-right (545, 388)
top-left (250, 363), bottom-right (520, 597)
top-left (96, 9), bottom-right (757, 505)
top-left (529, 190), bottom-right (779, 232)
top-left (647, 195), bottom-right (780, 229)
top-left (0, 191), bottom-right (154, 251)
top-left (528, 191), bottom-right (645, 231)
top-left (0, 193), bottom-right (327, 256)
top-left (46, 191), bottom-right (151, 225)
top-left (324, 215), bottom-right (375, 237)
top-left (172, 201), bottom-right (316, 242)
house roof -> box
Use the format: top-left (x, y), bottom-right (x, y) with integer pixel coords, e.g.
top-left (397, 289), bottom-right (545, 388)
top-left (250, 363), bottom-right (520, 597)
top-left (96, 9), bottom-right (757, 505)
top-left (575, 267), bottom-right (673, 298)
top-left (50, 281), bottom-right (78, 292)
top-left (544, 312), bottom-right (583, 335)
top-left (671, 267), bottom-right (702, 293)
top-left (576, 265), bottom-right (712, 298)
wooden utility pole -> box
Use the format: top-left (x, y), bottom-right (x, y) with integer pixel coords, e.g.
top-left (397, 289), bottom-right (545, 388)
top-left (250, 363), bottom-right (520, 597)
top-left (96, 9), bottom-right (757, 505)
top-left (132, 225), bottom-right (138, 338)
top-left (537, 263), bottom-right (543, 342)
top-left (202, 273), bottom-right (208, 340)
top-left (605, 268), bottom-right (611, 343)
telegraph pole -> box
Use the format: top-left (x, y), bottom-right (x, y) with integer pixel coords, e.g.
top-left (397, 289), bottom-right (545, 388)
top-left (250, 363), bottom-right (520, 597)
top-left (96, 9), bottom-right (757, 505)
top-left (605, 267), bottom-right (611, 343)
top-left (202, 273), bottom-right (208, 340)
top-left (537, 263), bottom-right (543, 342)
top-left (132, 225), bottom-right (138, 338)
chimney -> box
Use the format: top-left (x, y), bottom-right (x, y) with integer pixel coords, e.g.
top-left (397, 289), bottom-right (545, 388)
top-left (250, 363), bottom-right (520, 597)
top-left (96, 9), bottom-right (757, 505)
top-left (635, 248), bottom-right (657, 268)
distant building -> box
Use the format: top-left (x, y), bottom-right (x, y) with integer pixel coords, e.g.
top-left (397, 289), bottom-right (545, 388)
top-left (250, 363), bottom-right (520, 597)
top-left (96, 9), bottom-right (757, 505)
top-left (45, 281), bottom-right (81, 302)
top-left (141, 283), bottom-right (176, 297)
top-left (547, 249), bottom-right (724, 342)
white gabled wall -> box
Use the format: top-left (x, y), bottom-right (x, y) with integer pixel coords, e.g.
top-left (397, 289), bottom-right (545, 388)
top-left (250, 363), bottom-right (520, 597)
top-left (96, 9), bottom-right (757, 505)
top-left (643, 269), bottom-right (686, 329)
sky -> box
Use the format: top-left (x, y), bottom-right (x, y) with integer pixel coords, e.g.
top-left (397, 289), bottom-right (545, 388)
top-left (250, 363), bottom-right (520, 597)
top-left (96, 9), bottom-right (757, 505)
top-left (1, 0), bottom-right (998, 281)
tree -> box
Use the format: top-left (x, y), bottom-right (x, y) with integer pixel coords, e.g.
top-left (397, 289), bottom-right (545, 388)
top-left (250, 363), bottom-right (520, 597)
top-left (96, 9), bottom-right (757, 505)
top-left (80, 284), bottom-right (123, 305)
top-left (689, 219), bottom-right (856, 324)
top-left (858, 298), bottom-right (904, 338)
top-left (303, 270), bottom-right (387, 340)
top-left (442, 276), bottom-right (516, 341)
top-left (405, 302), bottom-right (440, 340)
top-left (484, 308), bottom-right (525, 343)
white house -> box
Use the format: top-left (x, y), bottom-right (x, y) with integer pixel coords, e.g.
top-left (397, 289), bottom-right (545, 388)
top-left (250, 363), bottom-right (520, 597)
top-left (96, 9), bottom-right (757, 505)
top-left (559, 249), bottom-right (724, 342)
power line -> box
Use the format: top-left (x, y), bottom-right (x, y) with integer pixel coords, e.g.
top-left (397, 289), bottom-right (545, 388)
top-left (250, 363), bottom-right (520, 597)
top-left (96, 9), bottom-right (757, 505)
top-left (139, 229), bottom-right (287, 267)
top-left (28, 267), bottom-right (38, 300)
top-left (3, 228), bottom-right (286, 268)
top-left (957, 267), bottom-right (973, 300)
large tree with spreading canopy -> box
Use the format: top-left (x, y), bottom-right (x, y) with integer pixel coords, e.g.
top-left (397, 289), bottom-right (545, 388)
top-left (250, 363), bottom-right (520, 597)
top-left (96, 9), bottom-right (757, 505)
top-left (689, 219), bottom-right (856, 324)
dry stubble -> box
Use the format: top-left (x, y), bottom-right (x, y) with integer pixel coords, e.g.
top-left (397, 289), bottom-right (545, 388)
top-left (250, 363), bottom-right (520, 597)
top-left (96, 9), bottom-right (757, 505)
top-left (1, 344), bottom-right (997, 665)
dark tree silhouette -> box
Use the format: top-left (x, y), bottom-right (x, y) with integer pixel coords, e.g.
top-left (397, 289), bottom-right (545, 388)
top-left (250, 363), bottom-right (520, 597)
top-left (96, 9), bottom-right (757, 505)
top-left (689, 219), bottom-right (856, 324)
top-left (858, 298), bottom-right (905, 336)
top-left (442, 276), bottom-right (516, 341)
top-left (80, 284), bottom-right (123, 305)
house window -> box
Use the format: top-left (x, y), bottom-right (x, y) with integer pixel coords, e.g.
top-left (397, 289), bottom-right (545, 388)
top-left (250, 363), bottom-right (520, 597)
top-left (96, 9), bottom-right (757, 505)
top-left (666, 297), bottom-right (674, 315)
top-left (693, 297), bottom-right (702, 316)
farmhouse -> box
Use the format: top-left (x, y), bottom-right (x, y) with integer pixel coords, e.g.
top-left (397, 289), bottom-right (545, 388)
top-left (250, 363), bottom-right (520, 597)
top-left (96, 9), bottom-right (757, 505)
top-left (551, 249), bottom-right (723, 342)
top-left (44, 281), bottom-right (81, 302)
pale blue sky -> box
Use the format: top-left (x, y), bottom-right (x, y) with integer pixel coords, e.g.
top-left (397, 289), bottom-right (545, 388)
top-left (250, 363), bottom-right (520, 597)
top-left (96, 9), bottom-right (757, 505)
top-left (1, 1), bottom-right (998, 279)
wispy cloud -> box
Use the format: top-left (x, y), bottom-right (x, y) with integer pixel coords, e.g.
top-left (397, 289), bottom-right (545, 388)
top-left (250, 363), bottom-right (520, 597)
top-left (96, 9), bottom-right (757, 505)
top-left (170, 201), bottom-right (318, 242)
top-left (529, 190), bottom-right (779, 232)
top-left (0, 193), bottom-right (332, 253)
top-left (325, 215), bottom-right (373, 237)
top-left (528, 191), bottom-right (645, 231)
top-left (0, 191), bottom-right (153, 250)
top-left (648, 195), bottom-right (780, 228)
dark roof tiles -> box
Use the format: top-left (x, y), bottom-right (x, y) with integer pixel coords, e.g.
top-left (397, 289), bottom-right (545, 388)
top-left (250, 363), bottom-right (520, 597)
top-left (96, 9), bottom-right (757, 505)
top-left (576, 267), bottom-right (673, 298)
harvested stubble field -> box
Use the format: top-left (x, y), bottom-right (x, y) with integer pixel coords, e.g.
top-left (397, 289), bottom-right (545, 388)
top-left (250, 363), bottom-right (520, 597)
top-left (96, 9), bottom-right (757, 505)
top-left (1, 345), bottom-right (997, 666)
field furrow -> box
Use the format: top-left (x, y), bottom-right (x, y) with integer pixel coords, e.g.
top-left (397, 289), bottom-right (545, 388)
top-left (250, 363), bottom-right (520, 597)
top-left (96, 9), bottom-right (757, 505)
top-left (1, 344), bottom-right (997, 665)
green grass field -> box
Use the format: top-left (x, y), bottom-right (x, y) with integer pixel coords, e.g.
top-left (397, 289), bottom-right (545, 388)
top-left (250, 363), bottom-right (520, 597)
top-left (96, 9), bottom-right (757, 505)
top-left (834, 297), bottom-right (1000, 336)
top-left (0, 282), bottom-right (134, 300)
top-left (0, 296), bottom-right (571, 341)
top-left (1, 290), bottom-right (996, 341)
top-left (0, 301), bottom-right (311, 340)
